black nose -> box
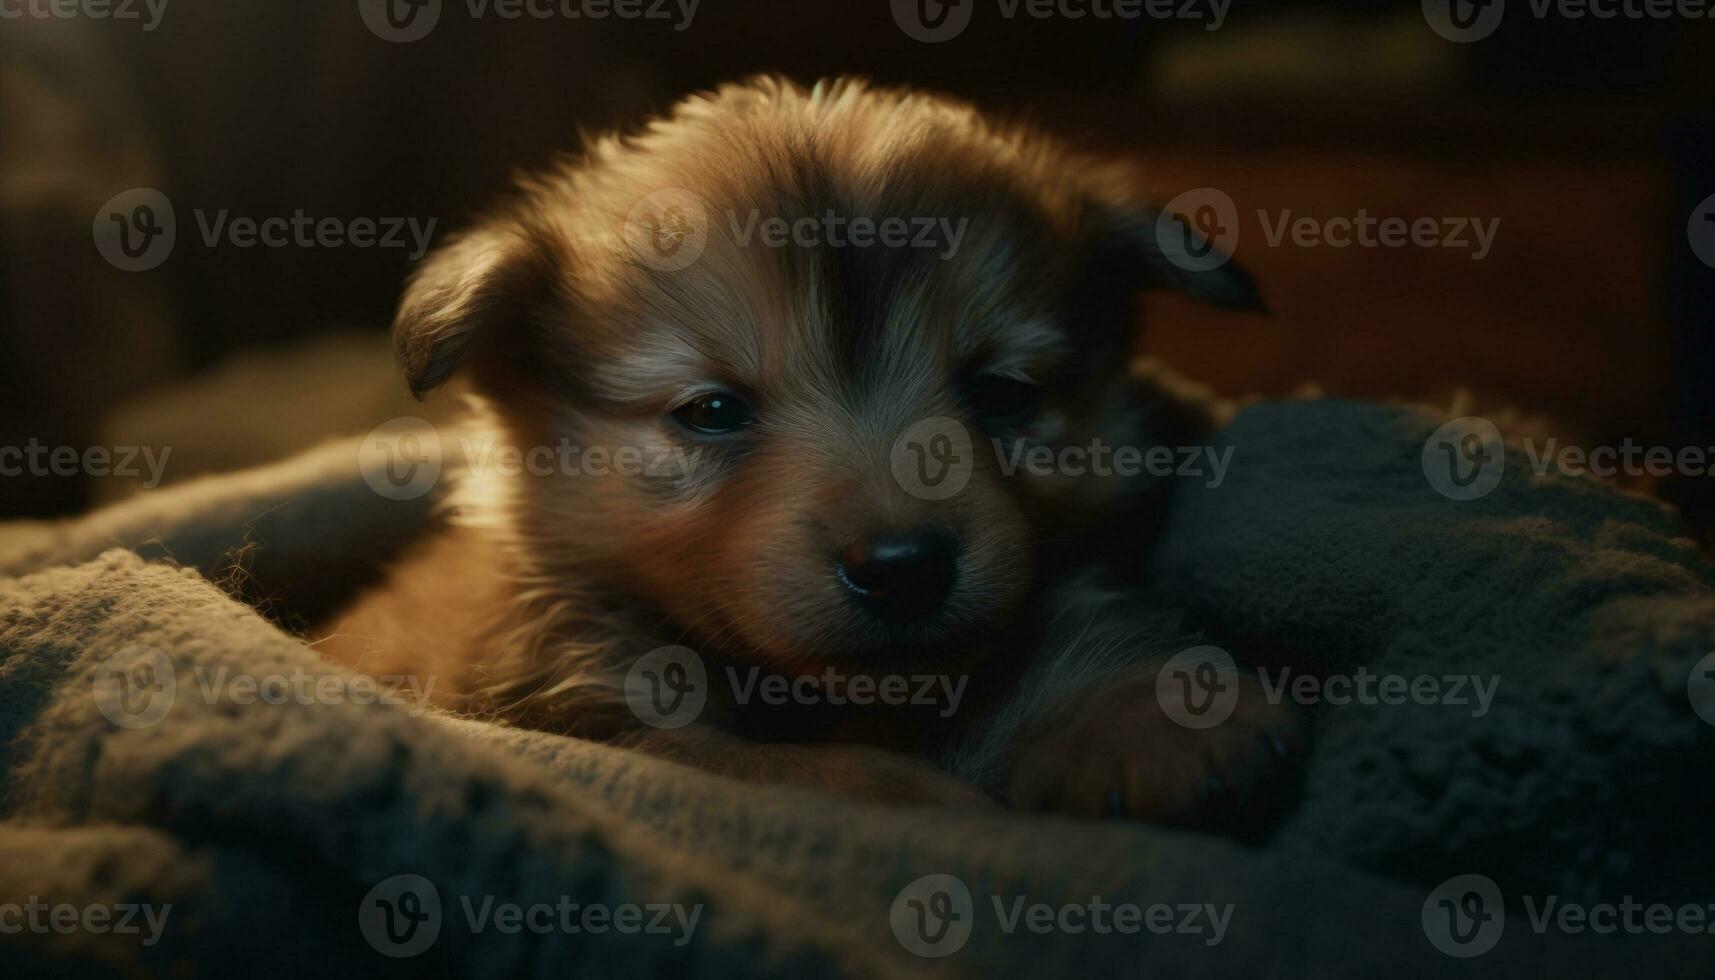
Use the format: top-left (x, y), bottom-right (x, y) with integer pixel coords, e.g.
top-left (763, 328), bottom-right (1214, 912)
top-left (836, 529), bottom-right (959, 623)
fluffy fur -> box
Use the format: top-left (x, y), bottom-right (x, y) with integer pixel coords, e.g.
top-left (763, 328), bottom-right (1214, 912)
top-left (316, 77), bottom-right (1297, 822)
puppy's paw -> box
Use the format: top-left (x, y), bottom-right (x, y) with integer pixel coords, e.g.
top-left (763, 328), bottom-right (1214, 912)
top-left (1005, 661), bottom-right (1304, 838)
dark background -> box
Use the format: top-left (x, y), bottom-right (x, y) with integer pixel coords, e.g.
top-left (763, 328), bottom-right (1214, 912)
top-left (2, 0), bottom-right (1712, 531)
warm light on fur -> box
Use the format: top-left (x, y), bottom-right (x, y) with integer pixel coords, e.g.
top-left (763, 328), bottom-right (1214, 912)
top-left (316, 77), bottom-right (1291, 819)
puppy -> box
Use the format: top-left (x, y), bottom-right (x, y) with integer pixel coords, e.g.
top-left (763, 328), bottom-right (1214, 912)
top-left (316, 77), bottom-right (1300, 829)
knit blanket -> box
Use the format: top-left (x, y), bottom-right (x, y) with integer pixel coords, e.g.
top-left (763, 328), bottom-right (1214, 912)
top-left (3, 401), bottom-right (1711, 977)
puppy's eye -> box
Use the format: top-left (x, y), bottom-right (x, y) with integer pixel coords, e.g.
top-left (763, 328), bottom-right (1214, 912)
top-left (671, 392), bottom-right (754, 435)
top-left (966, 375), bottom-right (1041, 423)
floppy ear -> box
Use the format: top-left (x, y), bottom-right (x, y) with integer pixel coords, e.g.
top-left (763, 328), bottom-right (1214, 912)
top-left (1089, 204), bottom-right (1266, 313)
top-left (393, 221), bottom-right (552, 399)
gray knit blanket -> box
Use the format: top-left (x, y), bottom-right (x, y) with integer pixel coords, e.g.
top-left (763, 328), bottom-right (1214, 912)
top-left (3, 400), bottom-right (1712, 978)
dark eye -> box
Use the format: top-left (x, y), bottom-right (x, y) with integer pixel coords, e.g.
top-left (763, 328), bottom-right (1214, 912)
top-left (671, 391), bottom-right (754, 435)
top-left (966, 375), bottom-right (1041, 423)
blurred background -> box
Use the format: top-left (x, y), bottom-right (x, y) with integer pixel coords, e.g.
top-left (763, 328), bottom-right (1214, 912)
top-left (2, 0), bottom-right (1712, 535)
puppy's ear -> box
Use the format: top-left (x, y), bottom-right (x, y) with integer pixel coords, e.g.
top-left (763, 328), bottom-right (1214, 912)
top-left (1089, 204), bottom-right (1266, 313)
top-left (393, 221), bottom-right (552, 399)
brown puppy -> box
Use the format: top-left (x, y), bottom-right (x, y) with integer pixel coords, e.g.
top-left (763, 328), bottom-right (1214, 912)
top-left (317, 76), bottom-right (1299, 828)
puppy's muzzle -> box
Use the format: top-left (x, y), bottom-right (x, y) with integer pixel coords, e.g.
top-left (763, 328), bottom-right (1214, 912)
top-left (835, 528), bottom-right (959, 624)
